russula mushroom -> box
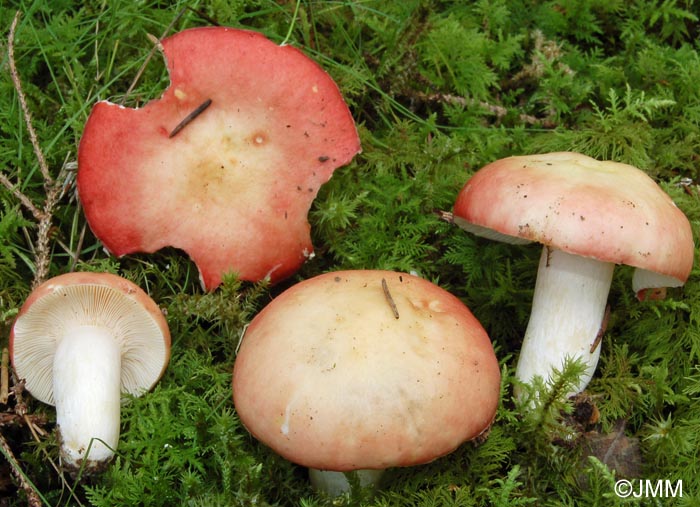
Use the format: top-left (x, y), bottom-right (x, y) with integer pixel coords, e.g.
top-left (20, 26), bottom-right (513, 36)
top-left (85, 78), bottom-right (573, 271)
top-left (452, 152), bottom-right (693, 397)
top-left (77, 26), bottom-right (361, 291)
top-left (9, 272), bottom-right (170, 473)
top-left (232, 270), bottom-right (500, 496)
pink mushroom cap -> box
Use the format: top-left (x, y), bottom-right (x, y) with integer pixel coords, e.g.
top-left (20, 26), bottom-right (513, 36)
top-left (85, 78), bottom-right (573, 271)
top-left (453, 152), bottom-right (693, 285)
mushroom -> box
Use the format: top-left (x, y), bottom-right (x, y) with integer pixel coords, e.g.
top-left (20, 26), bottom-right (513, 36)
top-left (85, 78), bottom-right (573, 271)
top-left (77, 26), bottom-right (361, 291)
top-left (232, 270), bottom-right (500, 496)
top-left (9, 272), bottom-right (171, 473)
top-left (452, 152), bottom-right (694, 397)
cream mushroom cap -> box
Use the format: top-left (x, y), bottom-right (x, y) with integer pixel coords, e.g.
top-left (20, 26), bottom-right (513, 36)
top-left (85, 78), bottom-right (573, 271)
top-left (232, 270), bottom-right (500, 472)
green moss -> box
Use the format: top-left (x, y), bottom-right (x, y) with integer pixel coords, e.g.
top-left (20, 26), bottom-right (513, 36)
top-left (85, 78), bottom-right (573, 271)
top-left (2, 0), bottom-right (700, 505)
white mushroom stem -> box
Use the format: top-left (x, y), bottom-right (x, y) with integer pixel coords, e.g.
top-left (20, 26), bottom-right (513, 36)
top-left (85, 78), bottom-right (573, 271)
top-left (309, 468), bottom-right (384, 497)
top-left (53, 326), bottom-right (122, 468)
top-left (515, 248), bottom-right (614, 398)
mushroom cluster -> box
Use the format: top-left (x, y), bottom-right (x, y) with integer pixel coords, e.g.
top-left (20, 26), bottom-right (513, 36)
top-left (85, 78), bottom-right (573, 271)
top-left (11, 13), bottom-right (693, 502)
top-left (232, 270), bottom-right (501, 496)
top-left (452, 152), bottom-right (694, 397)
top-left (11, 23), bottom-right (364, 479)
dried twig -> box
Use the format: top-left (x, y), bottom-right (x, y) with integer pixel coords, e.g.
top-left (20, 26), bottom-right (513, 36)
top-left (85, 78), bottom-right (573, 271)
top-left (434, 209), bottom-right (454, 224)
top-left (0, 375), bottom-right (44, 507)
top-left (1, 15), bottom-right (83, 501)
top-left (0, 173), bottom-right (42, 219)
top-left (0, 412), bottom-right (47, 428)
top-left (120, 6), bottom-right (188, 105)
top-left (0, 348), bottom-right (9, 405)
top-left (169, 98), bottom-right (213, 138)
top-left (381, 278), bottom-right (400, 319)
top-left (7, 14), bottom-right (53, 190)
top-left (0, 432), bottom-right (42, 506)
top-left (10, 376), bottom-right (83, 505)
top-left (416, 91), bottom-right (546, 126)
top-left (589, 304), bottom-right (611, 353)
top-left (2, 11), bottom-right (65, 288)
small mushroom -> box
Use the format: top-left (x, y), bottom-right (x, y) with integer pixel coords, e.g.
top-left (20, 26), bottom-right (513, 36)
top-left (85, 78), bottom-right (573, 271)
top-left (77, 26), bottom-right (361, 290)
top-left (9, 272), bottom-right (171, 473)
top-left (232, 270), bottom-right (500, 496)
top-left (452, 152), bottom-right (693, 397)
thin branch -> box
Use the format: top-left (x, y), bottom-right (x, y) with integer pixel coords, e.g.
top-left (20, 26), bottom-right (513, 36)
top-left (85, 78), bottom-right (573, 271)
top-left (120, 6), bottom-right (188, 105)
top-left (381, 278), bottom-right (400, 319)
top-left (0, 432), bottom-right (42, 506)
top-left (416, 91), bottom-right (549, 126)
top-left (4, 10), bottom-right (67, 287)
top-left (0, 172), bottom-right (42, 220)
top-left (589, 304), bottom-right (611, 353)
top-left (169, 98), bottom-right (212, 138)
top-left (0, 376), bottom-right (45, 507)
top-left (33, 192), bottom-right (61, 287)
top-left (0, 348), bottom-right (8, 405)
top-left (9, 376), bottom-right (84, 506)
top-left (8, 12), bottom-right (53, 189)
top-left (434, 209), bottom-right (454, 224)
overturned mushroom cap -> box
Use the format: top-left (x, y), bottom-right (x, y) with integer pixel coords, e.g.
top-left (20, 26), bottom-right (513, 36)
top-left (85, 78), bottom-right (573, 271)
top-left (78, 27), bottom-right (361, 290)
top-left (9, 272), bottom-right (170, 405)
top-left (232, 270), bottom-right (500, 471)
top-left (453, 152), bottom-right (694, 288)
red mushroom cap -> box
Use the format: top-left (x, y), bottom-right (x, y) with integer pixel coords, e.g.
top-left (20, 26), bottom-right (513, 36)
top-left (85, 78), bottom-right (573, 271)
top-left (78, 27), bottom-right (361, 290)
top-left (453, 152), bottom-right (694, 284)
top-left (232, 270), bottom-right (500, 471)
